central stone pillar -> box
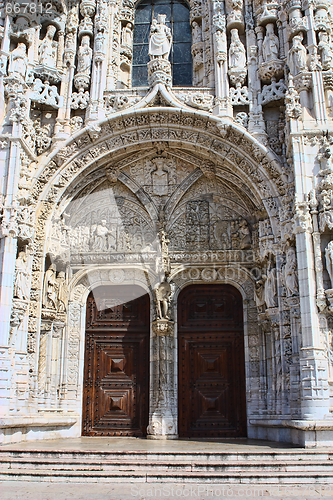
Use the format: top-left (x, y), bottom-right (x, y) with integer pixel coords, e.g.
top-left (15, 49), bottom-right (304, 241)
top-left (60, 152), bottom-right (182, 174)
top-left (147, 318), bottom-right (177, 439)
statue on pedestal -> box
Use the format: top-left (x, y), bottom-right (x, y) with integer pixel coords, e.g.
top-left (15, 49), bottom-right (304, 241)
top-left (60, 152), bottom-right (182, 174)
top-left (14, 251), bottom-right (29, 301)
top-left (262, 24), bottom-right (279, 62)
top-left (38, 25), bottom-right (58, 68)
top-left (318, 32), bottom-right (333, 70)
top-left (229, 28), bottom-right (246, 71)
top-left (149, 14), bottom-right (172, 60)
top-left (288, 34), bottom-right (307, 76)
top-left (77, 36), bottom-right (93, 75)
top-left (8, 43), bottom-right (28, 80)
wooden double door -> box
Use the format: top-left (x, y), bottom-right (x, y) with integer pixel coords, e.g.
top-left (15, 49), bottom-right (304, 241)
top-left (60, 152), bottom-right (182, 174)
top-left (83, 283), bottom-right (246, 438)
top-left (178, 284), bottom-right (247, 438)
top-left (82, 285), bottom-right (149, 436)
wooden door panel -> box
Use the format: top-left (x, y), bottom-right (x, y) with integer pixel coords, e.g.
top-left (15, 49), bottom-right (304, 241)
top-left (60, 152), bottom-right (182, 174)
top-left (82, 286), bottom-right (149, 437)
top-left (178, 285), bottom-right (246, 438)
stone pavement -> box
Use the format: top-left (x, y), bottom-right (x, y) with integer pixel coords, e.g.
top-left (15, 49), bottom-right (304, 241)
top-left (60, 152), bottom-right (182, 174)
top-left (0, 436), bottom-right (301, 452)
top-left (0, 480), bottom-right (332, 500)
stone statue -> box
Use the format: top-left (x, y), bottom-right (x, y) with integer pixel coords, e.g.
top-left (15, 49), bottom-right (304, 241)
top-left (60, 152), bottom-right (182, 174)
top-left (152, 158), bottom-right (168, 195)
top-left (318, 32), bottom-right (333, 71)
top-left (8, 43), bottom-right (28, 80)
top-left (263, 264), bottom-right (277, 308)
top-left (228, 29), bottom-right (246, 70)
top-left (95, 31), bottom-right (106, 54)
top-left (192, 21), bottom-right (202, 44)
top-left (91, 220), bottom-right (109, 251)
top-left (325, 240), bottom-right (333, 287)
top-left (288, 34), bottom-right (307, 76)
top-left (155, 280), bottom-right (172, 319)
top-left (262, 23), bottom-right (279, 62)
top-left (56, 271), bottom-right (68, 312)
top-left (284, 247), bottom-right (299, 297)
top-left (77, 36), bottom-right (93, 75)
top-left (149, 14), bottom-right (172, 60)
top-left (215, 31), bottom-right (226, 63)
top-left (254, 278), bottom-right (265, 308)
top-left (42, 264), bottom-right (57, 309)
top-left (238, 220), bottom-right (251, 249)
top-left (38, 25), bottom-right (58, 68)
top-left (14, 252), bottom-right (29, 301)
top-left (121, 23), bottom-right (133, 46)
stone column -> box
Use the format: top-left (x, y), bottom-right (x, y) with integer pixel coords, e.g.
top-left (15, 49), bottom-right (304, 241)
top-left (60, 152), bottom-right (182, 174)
top-left (294, 202), bottom-right (330, 420)
top-left (147, 319), bottom-right (177, 439)
top-left (303, 0), bottom-right (327, 124)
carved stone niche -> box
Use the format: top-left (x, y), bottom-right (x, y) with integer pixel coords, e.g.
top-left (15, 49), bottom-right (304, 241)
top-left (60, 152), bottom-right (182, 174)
top-left (286, 2), bottom-right (308, 41)
top-left (314, 6), bottom-right (330, 33)
top-left (225, 0), bottom-right (244, 31)
top-left (256, 2), bottom-right (279, 26)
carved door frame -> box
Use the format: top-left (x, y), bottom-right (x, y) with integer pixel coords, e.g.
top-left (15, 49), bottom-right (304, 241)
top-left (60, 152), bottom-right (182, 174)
top-left (65, 263), bottom-right (256, 439)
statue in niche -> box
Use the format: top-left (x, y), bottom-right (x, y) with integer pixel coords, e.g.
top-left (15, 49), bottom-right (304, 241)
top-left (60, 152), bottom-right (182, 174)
top-left (152, 158), bottom-right (168, 196)
top-left (42, 264), bottom-right (57, 309)
top-left (288, 34), bottom-right (308, 76)
top-left (38, 25), bottom-right (58, 68)
top-left (14, 251), bottom-right (29, 301)
top-left (263, 263), bottom-right (277, 308)
top-left (318, 32), bottom-right (333, 70)
top-left (254, 277), bottom-right (265, 308)
top-left (149, 14), bottom-right (172, 60)
top-left (56, 271), bottom-right (68, 312)
top-left (91, 219), bottom-right (110, 251)
top-left (262, 23), bottom-right (279, 62)
top-left (238, 220), bottom-right (251, 249)
top-left (95, 31), bottom-right (106, 54)
top-left (77, 36), bottom-right (93, 75)
top-left (325, 240), bottom-right (333, 287)
top-left (215, 31), bottom-right (226, 63)
top-left (8, 43), bottom-right (28, 80)
top-left (284, 246), bottom-right (299, 297)
top-left (121, 23), bottom-right (133, 46)
top-left (160, 229), bottom-right (170, 275)
top-left (155, 280), bottom-right (172, 320)
top-left (228, 29), bottom-right (246, 70)
top-left (192, 21), bottom-right (202, 43)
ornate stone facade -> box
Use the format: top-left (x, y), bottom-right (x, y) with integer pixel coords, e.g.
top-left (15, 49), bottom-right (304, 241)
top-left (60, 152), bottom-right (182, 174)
top-left (0, 0), bottom-right (333, 447)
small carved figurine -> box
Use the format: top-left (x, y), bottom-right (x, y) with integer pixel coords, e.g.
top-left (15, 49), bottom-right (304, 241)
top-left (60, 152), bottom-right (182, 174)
top-left (8, 43), bottom-right (28, 80)
top-left (288, 34), bottom-right (307, 76)
top-left (14, 251), bottom-right (29, 301)
top-left (38, 25), bottom-right (58, 68)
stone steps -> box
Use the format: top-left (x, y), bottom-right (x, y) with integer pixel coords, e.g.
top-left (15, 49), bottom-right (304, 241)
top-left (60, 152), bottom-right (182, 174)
top-left (0, 457), bottom-right (332, 471)
top-left (0, 449), bottom-right (332, 483)
top-left (1, 468), bottom-right (333, 483)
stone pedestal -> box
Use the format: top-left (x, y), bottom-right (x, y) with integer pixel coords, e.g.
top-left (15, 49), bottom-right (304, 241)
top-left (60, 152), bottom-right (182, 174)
top-left (147, 59), bottom-right (172, 88)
